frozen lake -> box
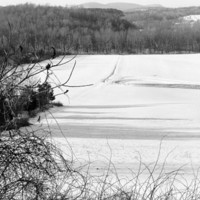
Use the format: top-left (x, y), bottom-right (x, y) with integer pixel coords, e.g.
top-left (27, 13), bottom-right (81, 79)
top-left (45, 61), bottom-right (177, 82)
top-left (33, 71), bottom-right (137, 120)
top-left (33, 54), bottom-right (200, 181)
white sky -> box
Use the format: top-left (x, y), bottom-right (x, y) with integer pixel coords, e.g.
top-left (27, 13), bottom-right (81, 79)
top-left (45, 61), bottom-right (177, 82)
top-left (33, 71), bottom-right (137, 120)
top-left (1, 0), bottom-right (200, 8)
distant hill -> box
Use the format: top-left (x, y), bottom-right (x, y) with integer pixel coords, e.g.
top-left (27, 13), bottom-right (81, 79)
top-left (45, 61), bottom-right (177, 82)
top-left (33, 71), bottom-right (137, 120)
top-left (80, 2), bottom-right (163, 11)
top-left (81, 2), bottom-right (105, 9)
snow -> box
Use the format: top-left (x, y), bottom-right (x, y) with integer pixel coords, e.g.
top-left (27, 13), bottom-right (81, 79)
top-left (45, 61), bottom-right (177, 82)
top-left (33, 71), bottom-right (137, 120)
top-left (34, 54), bottom-right (200, 180)
top-left (183, 15), bottom-right (200, 22)
top-left (53, 137), bottom-right (200, 178)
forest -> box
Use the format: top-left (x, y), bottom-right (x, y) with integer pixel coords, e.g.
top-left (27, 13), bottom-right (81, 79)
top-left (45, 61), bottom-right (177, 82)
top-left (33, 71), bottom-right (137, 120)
top-left (1, 4), bottom-right (200, 59)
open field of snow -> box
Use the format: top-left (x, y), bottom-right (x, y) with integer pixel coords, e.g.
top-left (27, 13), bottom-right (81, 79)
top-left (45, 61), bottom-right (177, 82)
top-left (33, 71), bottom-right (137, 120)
top-left (33, 54), bottom-right (200, 179)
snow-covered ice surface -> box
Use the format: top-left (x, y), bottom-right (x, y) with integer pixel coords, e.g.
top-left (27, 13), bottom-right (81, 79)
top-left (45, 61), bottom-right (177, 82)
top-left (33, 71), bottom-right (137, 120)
top-left (34, 54), bottom-right (200, 180)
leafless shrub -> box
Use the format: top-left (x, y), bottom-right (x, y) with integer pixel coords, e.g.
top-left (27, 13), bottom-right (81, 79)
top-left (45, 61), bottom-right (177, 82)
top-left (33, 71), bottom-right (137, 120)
top-left (0, 37), bottom-right (84, 199)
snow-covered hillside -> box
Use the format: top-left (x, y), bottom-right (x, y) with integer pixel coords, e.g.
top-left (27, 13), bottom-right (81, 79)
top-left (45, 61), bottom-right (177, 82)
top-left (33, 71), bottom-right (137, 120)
top-left (182, 15), bottom-right (200, 22)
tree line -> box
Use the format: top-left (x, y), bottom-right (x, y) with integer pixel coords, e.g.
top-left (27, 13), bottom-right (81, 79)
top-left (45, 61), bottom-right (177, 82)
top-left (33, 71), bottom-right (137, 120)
top-left (1, 4), bottom-right (200, 57)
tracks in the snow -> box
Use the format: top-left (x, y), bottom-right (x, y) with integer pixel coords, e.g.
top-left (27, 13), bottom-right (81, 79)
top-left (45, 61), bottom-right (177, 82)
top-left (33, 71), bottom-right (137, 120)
top-left (102, 55), bottom-right (121, 83)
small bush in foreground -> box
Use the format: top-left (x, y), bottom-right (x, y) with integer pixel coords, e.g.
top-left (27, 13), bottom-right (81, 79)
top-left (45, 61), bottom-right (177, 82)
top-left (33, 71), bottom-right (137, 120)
top-left (0, 37), bottom-right (80, 199)
top-left (0, 129), bottom-right (85, 200)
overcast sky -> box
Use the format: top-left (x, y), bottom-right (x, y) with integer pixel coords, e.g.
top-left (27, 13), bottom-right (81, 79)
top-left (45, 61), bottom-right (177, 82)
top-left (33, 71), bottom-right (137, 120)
top-left (1, 0), bottom-right (200, 8)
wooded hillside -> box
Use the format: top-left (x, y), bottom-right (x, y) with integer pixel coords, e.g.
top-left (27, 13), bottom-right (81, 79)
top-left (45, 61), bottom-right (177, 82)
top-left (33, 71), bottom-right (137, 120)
top-left (1, 4), bottom-right (200, 57)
